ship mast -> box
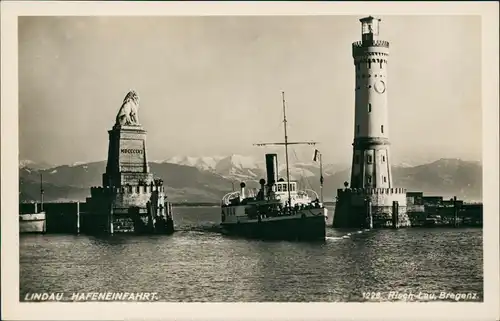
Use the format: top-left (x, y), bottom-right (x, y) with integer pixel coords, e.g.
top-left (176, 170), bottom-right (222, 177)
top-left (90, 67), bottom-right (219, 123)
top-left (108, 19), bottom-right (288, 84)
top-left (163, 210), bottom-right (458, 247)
top-left (254, 91), bottom-right (318, 208)
top-left (319, 152), bottom-right (324, 203)
top-left (40, 173), bottom-right (44, 212)
top-left (282, 91), bottom-right (292, 208)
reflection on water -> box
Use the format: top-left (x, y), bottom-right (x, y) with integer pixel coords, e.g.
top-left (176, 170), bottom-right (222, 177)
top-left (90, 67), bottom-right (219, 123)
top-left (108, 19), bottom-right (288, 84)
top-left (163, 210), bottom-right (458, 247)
top-left (20, 206), bottom-right (483, 301)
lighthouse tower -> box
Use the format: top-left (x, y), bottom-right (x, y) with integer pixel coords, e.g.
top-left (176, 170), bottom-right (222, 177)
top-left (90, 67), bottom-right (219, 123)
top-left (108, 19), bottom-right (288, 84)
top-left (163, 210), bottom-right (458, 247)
top-left (350, 16), bottom-right (391, 189)
top-left (333, 16), bottom-right (410, 229)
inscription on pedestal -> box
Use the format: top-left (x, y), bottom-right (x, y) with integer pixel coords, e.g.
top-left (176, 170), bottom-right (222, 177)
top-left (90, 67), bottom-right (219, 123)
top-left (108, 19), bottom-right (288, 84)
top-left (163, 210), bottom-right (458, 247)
top-left (121, 148), bottom-right (143, 154)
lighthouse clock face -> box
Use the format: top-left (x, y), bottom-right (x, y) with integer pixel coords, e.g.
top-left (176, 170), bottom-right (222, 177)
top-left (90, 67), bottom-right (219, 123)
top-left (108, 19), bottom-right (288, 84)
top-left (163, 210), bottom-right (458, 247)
top-left (374, 80), bottom-right (386, 94)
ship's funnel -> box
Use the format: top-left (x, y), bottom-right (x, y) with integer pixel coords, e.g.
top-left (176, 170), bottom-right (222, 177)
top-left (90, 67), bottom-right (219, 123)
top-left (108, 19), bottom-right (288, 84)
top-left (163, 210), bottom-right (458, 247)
top-left (265, 153), bottom-right (279, 186)
top-left (240, 182), bottom-right (246, 199)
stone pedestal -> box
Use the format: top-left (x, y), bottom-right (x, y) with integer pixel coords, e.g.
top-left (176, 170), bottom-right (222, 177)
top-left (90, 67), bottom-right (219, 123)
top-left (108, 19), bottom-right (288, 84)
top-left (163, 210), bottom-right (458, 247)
top-left (103, 124), bottom-right (153, 188)
top-left (85, 121), bottom-right (174, 235)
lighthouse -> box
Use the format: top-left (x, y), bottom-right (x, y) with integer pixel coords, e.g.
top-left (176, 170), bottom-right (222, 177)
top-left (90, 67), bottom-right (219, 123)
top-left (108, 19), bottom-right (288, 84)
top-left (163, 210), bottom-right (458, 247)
top-left (332, 16), bottom-right (411, 229)
top-left (350, 16), bottom-right (391, 189)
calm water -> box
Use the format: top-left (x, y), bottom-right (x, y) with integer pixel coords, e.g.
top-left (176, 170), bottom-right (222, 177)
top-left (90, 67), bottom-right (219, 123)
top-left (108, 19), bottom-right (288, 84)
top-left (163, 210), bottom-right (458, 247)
top-left (20, 206), bottom-right (483, 302)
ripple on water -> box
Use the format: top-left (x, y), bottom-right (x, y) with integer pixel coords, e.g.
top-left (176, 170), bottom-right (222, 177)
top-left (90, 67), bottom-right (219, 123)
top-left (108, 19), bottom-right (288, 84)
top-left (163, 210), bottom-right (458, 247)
top-left (19, 207), bottom-right (483, 302)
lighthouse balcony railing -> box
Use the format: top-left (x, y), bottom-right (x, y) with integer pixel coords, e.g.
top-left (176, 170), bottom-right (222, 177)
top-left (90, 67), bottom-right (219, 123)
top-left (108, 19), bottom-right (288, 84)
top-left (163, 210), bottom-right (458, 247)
top-left (337, 187), bottom-right (407, 196)
top-left (352, 40), bottom-right (390, 49)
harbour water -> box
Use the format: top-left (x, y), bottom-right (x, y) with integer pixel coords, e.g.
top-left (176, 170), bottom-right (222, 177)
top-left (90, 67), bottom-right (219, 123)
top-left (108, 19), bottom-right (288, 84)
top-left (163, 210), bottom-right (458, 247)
top-left (19, 206), bottom-right (483, 302)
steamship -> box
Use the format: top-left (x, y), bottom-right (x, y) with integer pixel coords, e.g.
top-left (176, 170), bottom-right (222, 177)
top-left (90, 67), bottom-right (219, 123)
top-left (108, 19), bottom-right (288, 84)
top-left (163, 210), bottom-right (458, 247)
top-left (220, 92), bottom-right (328, 241)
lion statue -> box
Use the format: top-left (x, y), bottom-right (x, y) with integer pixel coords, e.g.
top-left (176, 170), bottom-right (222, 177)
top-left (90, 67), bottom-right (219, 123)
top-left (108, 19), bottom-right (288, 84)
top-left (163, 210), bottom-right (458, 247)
top-left (115, 90), bottom-right (140, 126)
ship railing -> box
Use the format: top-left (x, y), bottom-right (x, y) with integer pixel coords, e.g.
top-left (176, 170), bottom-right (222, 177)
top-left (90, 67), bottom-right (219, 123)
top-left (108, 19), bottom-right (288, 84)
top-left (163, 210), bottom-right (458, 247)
top-left (300, 189), bottom-right (319, 201)
top-left (221, 191), bottom-right (241, 206)
top-left (260, 202), bottom-right (323, 218)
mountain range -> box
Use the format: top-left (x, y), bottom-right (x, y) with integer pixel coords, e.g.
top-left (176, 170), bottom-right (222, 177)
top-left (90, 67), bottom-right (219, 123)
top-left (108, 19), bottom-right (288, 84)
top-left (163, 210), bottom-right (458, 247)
top-left (19, 155), bottom-right (482, 203)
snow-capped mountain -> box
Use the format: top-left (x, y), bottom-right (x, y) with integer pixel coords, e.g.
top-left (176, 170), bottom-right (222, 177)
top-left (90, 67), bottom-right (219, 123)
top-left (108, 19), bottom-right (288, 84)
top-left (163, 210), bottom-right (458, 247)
top-left (19, 159), bottom-right (54, 170)
top-left (163, 155), bottom-right (226, 171)
top-left (391, 154), bottom-right (453, 168)
top-left (162, 154), bottom-right (346, 182)
top-left (213, 155), bottom-right (266, 180)
top-left (18, 158), bottom-right (483, 203)
top-left (164, 154), bottom-right (265, 180)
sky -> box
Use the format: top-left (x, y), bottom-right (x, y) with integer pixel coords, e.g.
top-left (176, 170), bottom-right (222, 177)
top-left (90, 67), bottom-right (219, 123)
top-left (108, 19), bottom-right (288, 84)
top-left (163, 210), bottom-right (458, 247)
top-left (18, 15), bottom-right (482, 166)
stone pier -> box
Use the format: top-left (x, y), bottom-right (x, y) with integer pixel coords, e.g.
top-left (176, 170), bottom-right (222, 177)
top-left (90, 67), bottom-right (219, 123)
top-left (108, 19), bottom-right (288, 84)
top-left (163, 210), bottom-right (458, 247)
top-left (83, 91), bottom-right (174, 234)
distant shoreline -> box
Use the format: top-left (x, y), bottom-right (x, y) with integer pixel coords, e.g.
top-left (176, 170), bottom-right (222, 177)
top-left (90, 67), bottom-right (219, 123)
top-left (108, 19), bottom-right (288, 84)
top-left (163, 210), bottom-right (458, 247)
top-left (19, 201), bottom-right (337, 207)
top-left (171, 201), bottom-right (336, 207)
top-left (172, 202), bottom-right (219, 207)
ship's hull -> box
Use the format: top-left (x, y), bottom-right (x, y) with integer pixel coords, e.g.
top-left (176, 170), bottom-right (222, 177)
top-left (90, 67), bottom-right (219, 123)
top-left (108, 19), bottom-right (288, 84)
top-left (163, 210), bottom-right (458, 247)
top-left (221, 208), bottom-right (327, 241)
top-left (19, 213), bottom-right (46, 234)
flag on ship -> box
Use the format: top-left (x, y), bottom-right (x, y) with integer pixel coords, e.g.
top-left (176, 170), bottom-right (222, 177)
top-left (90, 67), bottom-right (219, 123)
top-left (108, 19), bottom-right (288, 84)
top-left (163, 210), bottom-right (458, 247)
top-left (313, 149), bottom-right (324, 185)
top-left (313, 149), bottom-right (320, 162)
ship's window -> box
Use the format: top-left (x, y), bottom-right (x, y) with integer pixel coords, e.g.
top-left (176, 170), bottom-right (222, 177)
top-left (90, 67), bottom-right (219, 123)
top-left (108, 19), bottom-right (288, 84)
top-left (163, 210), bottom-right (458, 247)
top-left (368, 103), bottom-right (372, 112)
top-left (277, 184), bottom-right (282, 192)
top-left (354, 155), bottom-right (360, 164)
top-left (356, 125), bottom-right (360, 134)
top-left (381, 125), bottom-right (384, 133)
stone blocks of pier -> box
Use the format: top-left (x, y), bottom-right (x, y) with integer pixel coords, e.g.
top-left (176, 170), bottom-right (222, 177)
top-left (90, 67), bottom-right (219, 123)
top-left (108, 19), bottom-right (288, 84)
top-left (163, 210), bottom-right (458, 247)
top-left (84, 121), bottom-right (173, 234)
top-left (333, 187), bottom-right (411, 228)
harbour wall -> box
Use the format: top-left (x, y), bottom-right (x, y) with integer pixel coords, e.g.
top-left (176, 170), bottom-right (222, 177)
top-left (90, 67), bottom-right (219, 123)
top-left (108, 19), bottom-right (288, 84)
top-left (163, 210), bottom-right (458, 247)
top-left (333, 188), bottom-right (410, 228)
top-left (20, 202), bottom-right (85, 234)
top-left (19, 200), bottom-right (174, 235)
top-left (332, 189), bottom-right (483, 228)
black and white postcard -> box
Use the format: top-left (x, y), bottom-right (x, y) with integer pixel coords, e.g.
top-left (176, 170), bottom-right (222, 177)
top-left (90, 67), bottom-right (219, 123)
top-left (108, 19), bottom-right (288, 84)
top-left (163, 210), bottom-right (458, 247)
top-left (1, 1), bottom-right (499, 321)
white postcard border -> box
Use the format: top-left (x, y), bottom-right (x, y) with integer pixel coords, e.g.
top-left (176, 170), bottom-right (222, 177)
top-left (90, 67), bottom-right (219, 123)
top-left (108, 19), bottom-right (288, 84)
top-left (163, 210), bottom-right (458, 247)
top-left (1, 1), bottom-right (498, 320)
